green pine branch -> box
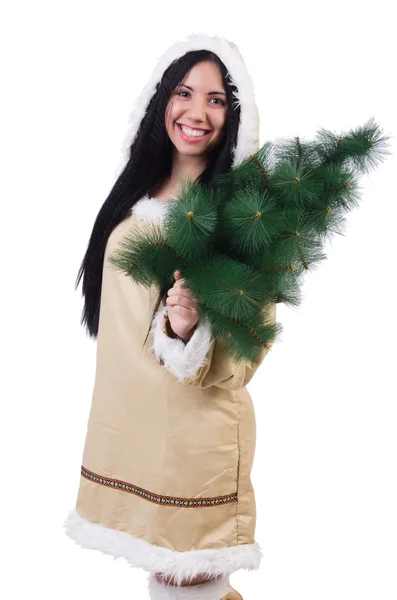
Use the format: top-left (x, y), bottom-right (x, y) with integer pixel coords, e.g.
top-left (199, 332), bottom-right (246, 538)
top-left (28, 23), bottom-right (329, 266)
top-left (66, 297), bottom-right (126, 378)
top-left (107, 118), bottom-right (390, 364)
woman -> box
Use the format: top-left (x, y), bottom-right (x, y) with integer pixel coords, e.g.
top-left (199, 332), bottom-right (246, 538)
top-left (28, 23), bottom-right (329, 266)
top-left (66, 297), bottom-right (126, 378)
top-left (64, 33), bottom-right (277, 600)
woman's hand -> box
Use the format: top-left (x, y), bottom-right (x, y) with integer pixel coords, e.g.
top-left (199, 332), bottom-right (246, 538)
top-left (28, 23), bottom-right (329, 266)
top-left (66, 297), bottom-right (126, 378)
top-left (166, 270), bottom-right (199, 342)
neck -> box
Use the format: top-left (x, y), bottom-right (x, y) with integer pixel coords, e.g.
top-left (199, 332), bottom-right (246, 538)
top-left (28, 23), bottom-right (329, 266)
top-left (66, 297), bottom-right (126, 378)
top-left (166, 149), bottom-right (208, 195)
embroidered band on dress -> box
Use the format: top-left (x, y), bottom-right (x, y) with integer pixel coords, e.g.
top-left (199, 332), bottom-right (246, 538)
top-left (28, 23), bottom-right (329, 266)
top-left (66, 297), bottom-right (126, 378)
top-left (81, 465), bottom-right (238, 507)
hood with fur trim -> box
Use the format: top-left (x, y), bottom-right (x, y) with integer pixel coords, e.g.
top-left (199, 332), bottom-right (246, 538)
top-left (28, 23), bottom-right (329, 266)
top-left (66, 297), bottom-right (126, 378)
top-left (114, 33), bottom-right (260, 178)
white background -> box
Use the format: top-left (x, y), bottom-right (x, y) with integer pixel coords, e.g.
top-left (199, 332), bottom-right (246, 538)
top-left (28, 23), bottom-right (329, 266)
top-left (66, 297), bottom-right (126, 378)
top-left (1, 1), bottom-right (396, 599)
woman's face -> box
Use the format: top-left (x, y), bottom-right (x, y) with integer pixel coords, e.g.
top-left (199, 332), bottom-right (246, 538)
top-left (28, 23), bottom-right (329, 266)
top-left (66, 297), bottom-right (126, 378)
top-left (165, 60), bottom-right (228, 159)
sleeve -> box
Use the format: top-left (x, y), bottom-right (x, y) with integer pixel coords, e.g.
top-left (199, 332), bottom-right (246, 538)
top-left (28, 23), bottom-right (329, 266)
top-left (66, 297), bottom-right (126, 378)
top-left (150, 302), bottom-right (277, 390)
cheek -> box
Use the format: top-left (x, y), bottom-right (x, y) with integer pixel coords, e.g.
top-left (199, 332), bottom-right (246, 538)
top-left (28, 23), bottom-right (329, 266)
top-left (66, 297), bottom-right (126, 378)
top-left (165, 100), bottom-right (179, 132)
top-left (214, 110), bottom-right (228, 133)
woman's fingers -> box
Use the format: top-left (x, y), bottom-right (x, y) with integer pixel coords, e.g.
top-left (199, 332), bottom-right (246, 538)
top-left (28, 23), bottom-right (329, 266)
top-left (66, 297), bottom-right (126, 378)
top-left (167, 291), bottom-right (197, 306)
top-left (167, 286), bottom-right (198, 304)
top-left (168, 305), bottom-right (198, 323)
top-left (168, 286), bottom-right (192, 297)
top-left (167, 275), bottom-right (199, 318)
top-left (166, 294), bottom-right (198, 312)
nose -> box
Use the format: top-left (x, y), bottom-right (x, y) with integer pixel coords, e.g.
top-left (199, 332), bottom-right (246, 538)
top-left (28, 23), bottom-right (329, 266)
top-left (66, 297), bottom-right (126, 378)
top-left (185, 95), bottom-right (209, 127)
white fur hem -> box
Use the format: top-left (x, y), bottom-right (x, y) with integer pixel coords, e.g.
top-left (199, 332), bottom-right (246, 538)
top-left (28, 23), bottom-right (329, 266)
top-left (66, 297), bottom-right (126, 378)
top-left (151, 304), bottom-right (214, 383)
top-left (147, 572), bottom-right (231, 600)
top-left (64, 509), bottom-right (262, 586)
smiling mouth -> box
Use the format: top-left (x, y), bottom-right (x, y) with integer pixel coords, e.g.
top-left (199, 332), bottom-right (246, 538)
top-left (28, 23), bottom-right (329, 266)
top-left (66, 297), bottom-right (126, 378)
top-left (176, 123), bottom-right (213, 141)
top-left (177, 123), bottom-right (212, 132)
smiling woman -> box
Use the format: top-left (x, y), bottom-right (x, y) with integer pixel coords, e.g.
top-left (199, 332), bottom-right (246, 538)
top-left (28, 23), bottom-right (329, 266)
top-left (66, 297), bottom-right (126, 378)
top-left (65, 34), bottom-right (262, 600)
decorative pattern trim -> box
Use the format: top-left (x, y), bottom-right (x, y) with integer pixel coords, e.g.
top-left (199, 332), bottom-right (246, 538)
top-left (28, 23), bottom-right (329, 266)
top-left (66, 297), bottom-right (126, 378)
top-left (81, 466), bottom-right (238, 507)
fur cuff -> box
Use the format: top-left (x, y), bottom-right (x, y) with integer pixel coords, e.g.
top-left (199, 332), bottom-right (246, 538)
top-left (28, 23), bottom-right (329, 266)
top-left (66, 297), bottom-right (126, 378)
top-left (151, 304), bottom-right (214, 383)
top-left (147, 572), bottom-right (231, 600)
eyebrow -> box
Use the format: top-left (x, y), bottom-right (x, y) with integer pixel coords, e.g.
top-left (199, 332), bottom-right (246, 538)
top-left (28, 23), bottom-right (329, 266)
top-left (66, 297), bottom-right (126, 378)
top-left (177, 84), bottom-right (227, 97)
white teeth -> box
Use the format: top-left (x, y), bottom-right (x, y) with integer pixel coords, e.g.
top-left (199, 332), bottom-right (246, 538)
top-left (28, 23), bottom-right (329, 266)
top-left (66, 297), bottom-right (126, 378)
top-left (180, 125), bottom-right (208, 137)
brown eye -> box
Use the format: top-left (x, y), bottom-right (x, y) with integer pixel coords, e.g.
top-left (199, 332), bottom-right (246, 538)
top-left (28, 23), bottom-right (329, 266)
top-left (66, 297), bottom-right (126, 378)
top-left (210, 97), bottom-right (225, 106)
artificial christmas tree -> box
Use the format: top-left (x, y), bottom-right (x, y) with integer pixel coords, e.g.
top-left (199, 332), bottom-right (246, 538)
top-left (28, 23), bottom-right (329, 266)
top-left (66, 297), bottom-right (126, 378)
top-left (108, 117), bottom-right (389, 365)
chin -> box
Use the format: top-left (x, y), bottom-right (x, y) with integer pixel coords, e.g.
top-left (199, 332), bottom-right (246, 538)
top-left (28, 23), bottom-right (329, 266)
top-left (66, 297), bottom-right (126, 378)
top-left (173, 142), bottom-right (209, 156)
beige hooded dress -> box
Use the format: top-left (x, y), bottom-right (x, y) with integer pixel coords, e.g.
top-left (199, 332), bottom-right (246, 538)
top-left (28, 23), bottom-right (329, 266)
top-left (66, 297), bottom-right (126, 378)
top-left (64, 33), bottom-right (277, 599)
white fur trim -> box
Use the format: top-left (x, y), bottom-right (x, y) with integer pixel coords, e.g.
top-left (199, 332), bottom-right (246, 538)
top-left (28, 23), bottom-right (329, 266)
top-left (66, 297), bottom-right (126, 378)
top-left (151, 304), bottom-right (214, 383)
top-left (64, 509), bottom-right (262, 586)
top-left (114, 33), bottom-right (259, 178)
top-left (147, 572), bottom-right (232, 600)
top-left (131, 195), bottom-right (176, 224)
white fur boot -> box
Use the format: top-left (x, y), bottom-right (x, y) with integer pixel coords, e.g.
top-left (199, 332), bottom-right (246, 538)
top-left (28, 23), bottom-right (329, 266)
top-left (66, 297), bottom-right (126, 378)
top-left (147, 572), bottom-right (232, 600)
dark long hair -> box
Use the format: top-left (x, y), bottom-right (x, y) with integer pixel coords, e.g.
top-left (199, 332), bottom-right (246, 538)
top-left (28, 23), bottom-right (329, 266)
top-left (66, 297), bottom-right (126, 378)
top-left (75, 49), bottom-right (241, 344)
